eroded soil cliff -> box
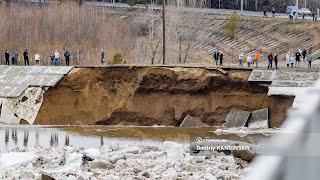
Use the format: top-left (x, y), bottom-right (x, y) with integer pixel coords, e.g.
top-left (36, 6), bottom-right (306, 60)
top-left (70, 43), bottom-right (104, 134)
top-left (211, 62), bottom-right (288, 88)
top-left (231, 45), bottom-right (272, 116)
top-left (35, 67), bottom-right (293, 127)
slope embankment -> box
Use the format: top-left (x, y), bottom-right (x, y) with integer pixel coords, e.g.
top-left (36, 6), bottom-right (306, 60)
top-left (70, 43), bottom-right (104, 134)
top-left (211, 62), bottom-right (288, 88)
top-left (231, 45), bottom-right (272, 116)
top-left (34, 67), bottom-right (293, 127)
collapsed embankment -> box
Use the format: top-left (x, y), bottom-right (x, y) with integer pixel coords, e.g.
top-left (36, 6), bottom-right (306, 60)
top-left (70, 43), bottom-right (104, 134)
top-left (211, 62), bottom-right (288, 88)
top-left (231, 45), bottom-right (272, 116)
top-left (34, 67), bottom-right (293, 127)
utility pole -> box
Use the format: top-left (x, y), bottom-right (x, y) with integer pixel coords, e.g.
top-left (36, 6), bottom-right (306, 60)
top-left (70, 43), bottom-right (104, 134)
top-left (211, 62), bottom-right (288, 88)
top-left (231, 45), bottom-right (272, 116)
top-left (296, 0), bottom-right (299, 9)
top-left (162, 0), bottom-right (166, 64)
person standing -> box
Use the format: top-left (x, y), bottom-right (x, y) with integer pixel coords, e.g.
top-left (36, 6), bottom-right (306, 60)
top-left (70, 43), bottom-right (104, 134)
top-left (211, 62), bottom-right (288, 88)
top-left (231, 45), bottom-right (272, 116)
top-left (50, 52), bottom-right (55, 66)
top-left (272, 7), bottom-right (276, 17)
top-left (263, 9), bottom-right (268, 18)
top-left (290, 54), bottom-right (295, 68)
top-left (295, 50), bottom-right (301, 67)
top-left (101, 49), bottom-right (105, 65)
top-left (286, 52), bottom-right (291, 67)
top-left (274, 53), bottom-right (278, 69)
top-left (54, 50), bottom-right (60, 66)
top-left (238, 52), bottom-right (244, 67)
top-left (302, 49), bottom-right (307, 62)
top-left (23, 49), bottom-right (29, 66)
top-left (5, 50), bottom-right (10, 65)
top-left (64, 50), bottom-right (70, 66)
top-left (35, 53), bottom-right (40, 66)
top-left (267, 52), bottom-right (273, 69)
top-left (247, 53), bottom-right (252, 67)
top-left (254, 52), bottom-right (260, 68)
top-left (307, 52), bottom-right (315, 68)
top-left (219, 51), bottom-right (224, 66)
top-left (214, 50), bottom-right (219, 66)
top-left (13, 52), bottom-right (19, 66)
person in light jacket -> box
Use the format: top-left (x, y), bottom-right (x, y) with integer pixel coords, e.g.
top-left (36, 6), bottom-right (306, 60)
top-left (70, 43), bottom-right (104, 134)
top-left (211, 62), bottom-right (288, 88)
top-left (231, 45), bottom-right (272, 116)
top-left (286, 52), bottom-right (291, 67)
top-left (35, 53), bottom-right (40, 66)
top-left (247, 53), bottom-right (252, 67)
top-left (54, 50), bottom-right (60, 66)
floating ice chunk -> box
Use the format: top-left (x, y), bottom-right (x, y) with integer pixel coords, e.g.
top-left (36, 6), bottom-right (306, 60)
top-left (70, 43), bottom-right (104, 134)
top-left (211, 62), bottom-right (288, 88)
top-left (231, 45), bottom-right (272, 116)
top-left (65, 153), bottom-right (83, 169)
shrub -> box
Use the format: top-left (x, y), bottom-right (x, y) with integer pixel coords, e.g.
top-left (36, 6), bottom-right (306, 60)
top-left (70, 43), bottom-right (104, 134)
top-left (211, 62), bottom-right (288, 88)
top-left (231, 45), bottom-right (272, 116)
top-left (109, 53), bottom-right (126, 64)
top-left (223, 11), bottom-right (241, 39)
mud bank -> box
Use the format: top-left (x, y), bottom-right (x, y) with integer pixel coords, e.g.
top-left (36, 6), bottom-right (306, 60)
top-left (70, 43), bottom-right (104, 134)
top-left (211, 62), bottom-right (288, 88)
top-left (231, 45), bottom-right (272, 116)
top-left (35, 67), bottom-right (293, 127)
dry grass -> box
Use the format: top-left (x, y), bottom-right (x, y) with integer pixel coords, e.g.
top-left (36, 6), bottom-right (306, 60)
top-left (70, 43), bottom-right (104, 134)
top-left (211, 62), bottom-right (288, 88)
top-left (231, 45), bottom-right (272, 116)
top-left (0, 3), bottom-right (139, 65)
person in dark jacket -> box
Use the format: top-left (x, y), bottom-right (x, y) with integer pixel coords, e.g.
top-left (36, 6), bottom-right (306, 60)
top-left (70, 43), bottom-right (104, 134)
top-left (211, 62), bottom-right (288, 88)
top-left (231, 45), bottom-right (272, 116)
top-left (64, 50), bottom-right (70, 66)
top-left (23, 49), bottom-right (29, 66)
top-left (50, 52), bottom-right (55, 66)
top-left (219, 51), bottom-right (224, 66)
top-left (267, 53), bottom-right (273, 69)
top-left (101, 49), bottom-right (105, 65)
top-left (5, 50), bottom-right (10, 65)
top-left (295, 50), bottom-right (301, 67)
top-left (214, 50), bottom-right (220, 66)
top-left (302, 49), bottom-right (307, 62)
top-left (274, 53), bottom-right (278, 69)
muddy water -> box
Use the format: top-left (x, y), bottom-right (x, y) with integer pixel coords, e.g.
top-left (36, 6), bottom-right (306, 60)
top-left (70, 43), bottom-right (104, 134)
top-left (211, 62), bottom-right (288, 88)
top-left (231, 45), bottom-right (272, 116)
top-left (0, 125), bottom-right (270, 154)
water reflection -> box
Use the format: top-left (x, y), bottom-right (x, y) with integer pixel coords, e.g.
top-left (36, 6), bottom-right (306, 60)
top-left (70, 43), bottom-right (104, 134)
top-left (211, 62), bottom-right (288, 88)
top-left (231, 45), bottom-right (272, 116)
top-left (65, 134), bottom-right (69, 146)
top-left (50, 133), bottom-right (59, 147)
top-left (23, 130), bottom-right (29, 148)
top-left (0, 126), bottom-right (270, 154)
top-left (100, 136), bottom-right (104, 147)
top-left (5, 129), bottom-right (9, 146)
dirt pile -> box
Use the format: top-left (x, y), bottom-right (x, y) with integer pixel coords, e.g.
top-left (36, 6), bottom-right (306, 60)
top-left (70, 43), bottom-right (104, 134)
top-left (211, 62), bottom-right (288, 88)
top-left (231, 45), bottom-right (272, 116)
top-left (35, 67), bottom-right (293, 127)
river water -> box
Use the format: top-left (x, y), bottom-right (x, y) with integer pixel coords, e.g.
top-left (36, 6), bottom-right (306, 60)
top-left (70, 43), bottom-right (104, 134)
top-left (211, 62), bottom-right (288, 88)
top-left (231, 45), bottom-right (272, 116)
top-left (0, 125), bottom-right (269, 154)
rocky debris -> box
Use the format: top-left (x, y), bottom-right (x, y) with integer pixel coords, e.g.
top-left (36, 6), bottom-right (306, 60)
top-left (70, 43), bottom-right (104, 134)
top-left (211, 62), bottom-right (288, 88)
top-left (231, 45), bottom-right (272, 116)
top-left (232, 149), bottom-right (256, 162)
top-left (248, 108), bottom-right (269, 128)
top-left (180, 114), bottom-right (210, 127)
top-left (0, 142), bottom-right (248, 179)
top-left (224, 109), bottom-right (251, 128)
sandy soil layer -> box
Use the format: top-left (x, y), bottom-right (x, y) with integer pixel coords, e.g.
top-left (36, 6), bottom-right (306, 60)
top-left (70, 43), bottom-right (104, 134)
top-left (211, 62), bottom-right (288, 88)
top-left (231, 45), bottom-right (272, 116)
top-left (35, 67), bottom-right (293, 127)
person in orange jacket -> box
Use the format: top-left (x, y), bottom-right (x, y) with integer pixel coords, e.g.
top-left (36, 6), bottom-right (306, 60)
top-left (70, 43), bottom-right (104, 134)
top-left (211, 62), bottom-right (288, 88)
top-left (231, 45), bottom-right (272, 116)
top-left (254, 52), bottom-right (261, 68)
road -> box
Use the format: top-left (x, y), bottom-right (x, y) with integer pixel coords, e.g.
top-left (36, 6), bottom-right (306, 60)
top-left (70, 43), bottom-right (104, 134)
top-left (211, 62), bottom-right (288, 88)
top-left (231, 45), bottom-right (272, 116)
top-left (87, 2), bottom-right (318, 21)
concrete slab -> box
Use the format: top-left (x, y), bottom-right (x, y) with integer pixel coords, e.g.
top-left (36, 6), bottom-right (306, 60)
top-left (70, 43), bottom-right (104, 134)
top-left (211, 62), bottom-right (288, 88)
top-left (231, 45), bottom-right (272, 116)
top-left (267, 86), bottom-right (305, 96)
top-left (42, 66), bottom-right (74, 75)
top-left (248, 70), bottom-right (276, 82)
top-left (180, 114), bottom-right (209, 127)
top-left (2, 66), bottom-right (24, 74)
top-left (248, 108), bottom-right (269, 128)
top-left (18, 66), bottom-right (48, 75)
top-left (224, 109), bottom-right (251, 128)
top-left (0, 74), bottom-right (14, 84)
top-left (271, 81), bottom-right (302, 87)
top-left (0, 85), bottom-right (29, 98)
top-left (7, 75), bottom-right (38, 87)
top-left (31, 75), bottom-right (64, 87)
top-left (0, 87), bottom-right (47, 125)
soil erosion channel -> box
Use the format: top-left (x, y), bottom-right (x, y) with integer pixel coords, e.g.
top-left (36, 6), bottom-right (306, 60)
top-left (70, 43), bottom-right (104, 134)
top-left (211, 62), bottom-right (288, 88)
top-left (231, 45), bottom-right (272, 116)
top-left (35, 67), bottom-right (293, 127)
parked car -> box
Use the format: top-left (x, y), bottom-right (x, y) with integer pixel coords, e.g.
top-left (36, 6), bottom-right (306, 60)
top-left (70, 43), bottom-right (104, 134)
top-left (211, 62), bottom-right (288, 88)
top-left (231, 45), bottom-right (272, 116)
top-left (286, 6), bottom-right (298, 14)
top-left (298, 8), bottom-right (312, 15)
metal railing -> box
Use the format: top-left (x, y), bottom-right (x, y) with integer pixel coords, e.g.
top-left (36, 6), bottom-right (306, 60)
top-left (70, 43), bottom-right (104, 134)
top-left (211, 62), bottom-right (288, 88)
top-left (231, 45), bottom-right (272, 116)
top-left (244, 80), bottom-right (320, 180)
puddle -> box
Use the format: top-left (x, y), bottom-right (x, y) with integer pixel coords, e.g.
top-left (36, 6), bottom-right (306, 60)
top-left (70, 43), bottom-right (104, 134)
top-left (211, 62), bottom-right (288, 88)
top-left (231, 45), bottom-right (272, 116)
top-left (0, 125), bottom-right (270, 154)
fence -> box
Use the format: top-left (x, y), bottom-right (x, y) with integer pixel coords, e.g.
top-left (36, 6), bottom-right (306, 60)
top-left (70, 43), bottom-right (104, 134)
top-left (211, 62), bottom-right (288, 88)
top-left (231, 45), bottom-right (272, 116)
top-left (244, 79), bottom-right (320, 180)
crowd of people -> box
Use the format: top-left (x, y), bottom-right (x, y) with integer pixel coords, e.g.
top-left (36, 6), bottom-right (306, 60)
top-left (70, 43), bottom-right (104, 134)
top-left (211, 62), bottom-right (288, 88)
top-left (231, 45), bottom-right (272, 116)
top-left (3, 49), bottom-right (107, 66)
top-left (213, 49), bottom-right (317, 69)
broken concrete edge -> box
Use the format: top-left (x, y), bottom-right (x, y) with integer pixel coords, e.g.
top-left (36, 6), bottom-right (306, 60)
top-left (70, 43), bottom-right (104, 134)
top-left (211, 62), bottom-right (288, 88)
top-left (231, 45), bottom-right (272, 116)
top-left (248, 108), bottom-right (269, 129)
top-left (180, 114), bottom-right (210, 127)
top-left (224, 109), bottom-right (251, 128)
top-left (223, 108), bottom-right (269, 129)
